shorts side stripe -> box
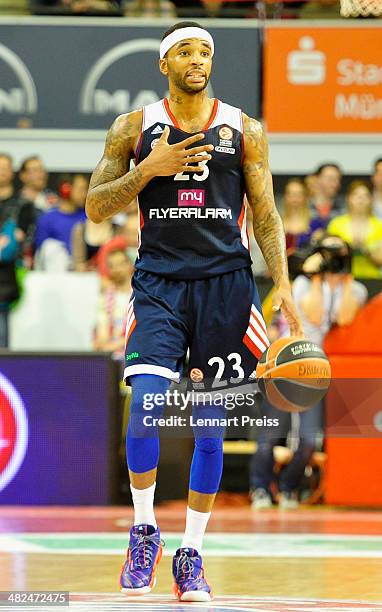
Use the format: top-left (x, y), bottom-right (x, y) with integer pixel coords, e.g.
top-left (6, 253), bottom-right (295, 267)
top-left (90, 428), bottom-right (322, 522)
top-left (251, 304), bottom-right (267, 335)
top-left (246, 325), bottom-right (268, 354)
top-left (249, 316), bottom-right (269, 346)
top-left (243, 334), bottom-right (262, 359)
top-left (125, 317), bottom-right (136, 347)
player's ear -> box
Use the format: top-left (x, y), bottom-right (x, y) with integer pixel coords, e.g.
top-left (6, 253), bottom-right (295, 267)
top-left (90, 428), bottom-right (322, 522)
top-left (159, 58), bottom-right (168, 76)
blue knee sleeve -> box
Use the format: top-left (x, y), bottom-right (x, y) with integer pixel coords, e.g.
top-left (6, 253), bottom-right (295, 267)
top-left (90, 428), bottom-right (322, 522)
top-left (189, 403), bottom-right (225, 495)
top-left (126, 374), bottom-right (170, 474)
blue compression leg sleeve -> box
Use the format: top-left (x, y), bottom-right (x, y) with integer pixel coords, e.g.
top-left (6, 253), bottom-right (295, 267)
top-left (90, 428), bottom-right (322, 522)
top-left (189, 402), bottom-right (225, 495)
top-left (126, 374), bottom-right (171, 474)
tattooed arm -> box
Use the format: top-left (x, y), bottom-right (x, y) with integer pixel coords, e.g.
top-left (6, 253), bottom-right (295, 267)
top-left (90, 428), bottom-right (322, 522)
top-left (86, 112), bottom-right (213, 224)
top-left (86, 111), bottom-right (145, 223)
top-left (242, 114), bottom-right (303, 336)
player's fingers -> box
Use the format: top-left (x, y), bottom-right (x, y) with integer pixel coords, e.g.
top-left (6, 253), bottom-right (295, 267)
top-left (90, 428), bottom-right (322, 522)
top-left (272, 296), bottom-right (282, 311)
top-left (184, 155), bottom-right (211, 163)
top-left (158, 125), bottom-right (170, 142)
top-left (179, 165), bottom-right (206, 172)
top-left (183, 144), bottom-right (214, 156)
top-left (176, 133), bottom-right (205, 148)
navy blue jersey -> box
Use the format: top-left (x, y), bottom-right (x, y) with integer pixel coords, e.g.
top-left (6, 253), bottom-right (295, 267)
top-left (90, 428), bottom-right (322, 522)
top-left (134, 98), bottom-right (252, 280)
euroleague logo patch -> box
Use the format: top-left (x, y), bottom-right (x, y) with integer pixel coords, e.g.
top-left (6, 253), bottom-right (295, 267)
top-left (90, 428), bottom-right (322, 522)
top-left (219, 126), bottom-right (233, 140)
top-left (190, 368), bottom-right (204, 383)
top-left (0, 373), bottom-right (28, 492)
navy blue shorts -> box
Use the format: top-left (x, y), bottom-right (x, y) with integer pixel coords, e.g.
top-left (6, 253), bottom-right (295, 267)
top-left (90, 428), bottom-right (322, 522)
top-left (124, 267), bottom-right (269, 387)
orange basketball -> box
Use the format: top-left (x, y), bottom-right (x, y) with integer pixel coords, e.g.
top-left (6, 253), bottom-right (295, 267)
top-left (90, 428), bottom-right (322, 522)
top-left (255, 337), bottom-right (331, 413)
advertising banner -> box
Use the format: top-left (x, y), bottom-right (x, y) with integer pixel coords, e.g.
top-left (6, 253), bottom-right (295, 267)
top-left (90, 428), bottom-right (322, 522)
top-left (0, 21), bottom-right (261, 131)
top-left (264, 25), bottom-right (382, 133)
top-left (0, 354), bottom-right (120, 504)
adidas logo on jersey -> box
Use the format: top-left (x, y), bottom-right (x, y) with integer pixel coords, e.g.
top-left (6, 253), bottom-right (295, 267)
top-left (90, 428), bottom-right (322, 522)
top-left (151, 125), bottom-right (164, 135)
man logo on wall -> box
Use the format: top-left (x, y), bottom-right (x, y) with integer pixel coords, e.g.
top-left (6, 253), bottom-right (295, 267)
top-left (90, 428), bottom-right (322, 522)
top-left (0, 42), bottom-right (37, 114)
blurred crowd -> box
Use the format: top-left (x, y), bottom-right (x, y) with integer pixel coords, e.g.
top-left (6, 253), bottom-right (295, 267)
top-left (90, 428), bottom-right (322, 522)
top-left (0, 0), bottom-right (371, 20)
top-left (1, 152), bottom-right (382, 354)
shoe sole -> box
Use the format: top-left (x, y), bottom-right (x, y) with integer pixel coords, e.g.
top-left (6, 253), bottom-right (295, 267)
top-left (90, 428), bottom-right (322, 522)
top-left (120, 544), bottom-right (162, 596)
top-left (120, 578), bottom-right (156, 596)
top-left (173, 583), bottom-right (212, 602)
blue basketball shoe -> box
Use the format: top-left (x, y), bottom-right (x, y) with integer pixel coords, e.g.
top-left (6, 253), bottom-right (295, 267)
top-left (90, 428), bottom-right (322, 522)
top-left (120, 524), bottom-right (162, 595)
top-left (172, 547), bottom-right (212, 602)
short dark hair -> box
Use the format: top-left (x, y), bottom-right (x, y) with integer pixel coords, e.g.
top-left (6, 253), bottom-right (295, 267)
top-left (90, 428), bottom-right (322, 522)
top-left (19, 156), bottom-right (41, 173)
top-left (315, 163), bottom-right (342, 176)
top-left (373, 158), bottom-right (382, 172)
top-left (161, 21), bottom-right (204, 43)
top-left (0, 153), bottom-right (13, 166)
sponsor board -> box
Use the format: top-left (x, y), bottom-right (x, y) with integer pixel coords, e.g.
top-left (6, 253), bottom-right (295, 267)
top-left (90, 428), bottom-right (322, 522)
top-left (264, 27), bottom-right (382, 133)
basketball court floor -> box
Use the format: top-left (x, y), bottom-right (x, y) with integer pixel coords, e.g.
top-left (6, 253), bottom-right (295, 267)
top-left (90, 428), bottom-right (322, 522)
top-left (0, 504), bottom-right (382, 611)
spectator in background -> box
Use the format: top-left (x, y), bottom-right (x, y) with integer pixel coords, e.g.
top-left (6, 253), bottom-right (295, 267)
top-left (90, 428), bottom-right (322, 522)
top-left (19, 156), bottom-right (58, 212)
top-left (251, 236), bottom-right (367, 510)
top-left (93, 248), bottom-right (134, 359)
top-left (0, 0), bottom-right (29, 13)
top-left (124, 0), bottom-right (175, 16)
top-left (310, 163), bottom-right (343, 228)
top-left (281, 178), bottom-right (311, 251)
top-left (299, 0), bottom-right (340, 19)
top-left (34, 174), bottom-right (88, 271)
top-left (328, 180), bottom-right (382, 279)
top-left (30, 0), bottom-right (122, 13)
top-left (0, 157), bottom-right (22, 346)
top-left (72, 217), bottom-right (117, 271)
top-left (72, 198), bottom-right (138, 271)
top-left (371, 158), bottom-right (382, 219)
top-left (0, 153), bottom-right (35, 269)
top-left (0, 154), bottom-right (32, 224)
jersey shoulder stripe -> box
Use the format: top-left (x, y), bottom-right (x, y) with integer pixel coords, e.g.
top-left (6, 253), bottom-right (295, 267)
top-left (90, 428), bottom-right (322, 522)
top-left (210, 100), bottom-right (243, 134)
top-left (142, 100), bottom-right (169, 131)
top-left (141, 99), bottom-right (243, 134)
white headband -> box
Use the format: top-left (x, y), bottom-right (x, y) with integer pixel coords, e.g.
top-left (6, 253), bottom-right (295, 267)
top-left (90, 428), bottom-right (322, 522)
top-left (159, 27), bottom-right (214, 60)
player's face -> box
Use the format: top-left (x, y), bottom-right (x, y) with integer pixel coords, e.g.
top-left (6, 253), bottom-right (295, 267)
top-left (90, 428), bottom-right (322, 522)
top-left (162, 38), bottom-right (212, 94)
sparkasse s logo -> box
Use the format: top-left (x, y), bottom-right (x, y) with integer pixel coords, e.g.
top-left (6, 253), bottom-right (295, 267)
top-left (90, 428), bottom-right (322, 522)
top-left (0, 43), bottom-right (38, 114)
top-left (0, 372), bottom-right (28, 492)
top-left (79, 39), bottom-right (214, 116)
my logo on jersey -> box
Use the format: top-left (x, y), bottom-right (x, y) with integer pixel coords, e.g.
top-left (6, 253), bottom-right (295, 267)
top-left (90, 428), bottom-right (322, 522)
top-left (178, 189), bottom-right (205, 207)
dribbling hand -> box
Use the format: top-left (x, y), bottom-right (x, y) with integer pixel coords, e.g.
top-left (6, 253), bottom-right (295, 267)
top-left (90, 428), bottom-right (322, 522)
top-left (143, 126), bottom-right (213, 177)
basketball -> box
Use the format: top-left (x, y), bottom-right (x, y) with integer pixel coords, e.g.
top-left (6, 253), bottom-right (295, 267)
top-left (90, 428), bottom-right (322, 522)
top-left (256, 337), bottom-right (331, 413)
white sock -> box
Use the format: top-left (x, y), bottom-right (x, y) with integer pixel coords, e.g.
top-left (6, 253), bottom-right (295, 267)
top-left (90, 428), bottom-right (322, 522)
top-left (181, 506), bottom-right (211, 553)
top-left (130, 482), bottom-right (157, 528)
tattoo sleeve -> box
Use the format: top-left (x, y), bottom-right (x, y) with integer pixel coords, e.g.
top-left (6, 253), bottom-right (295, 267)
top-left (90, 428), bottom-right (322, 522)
top-left (86, 111), bottom-right (148, 223)
top-left (242, 114), bottom-right (289, 287)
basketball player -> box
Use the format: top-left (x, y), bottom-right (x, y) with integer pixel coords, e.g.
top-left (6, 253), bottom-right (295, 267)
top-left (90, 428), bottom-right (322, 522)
top-left (86, 22), bottom-right (303, 602)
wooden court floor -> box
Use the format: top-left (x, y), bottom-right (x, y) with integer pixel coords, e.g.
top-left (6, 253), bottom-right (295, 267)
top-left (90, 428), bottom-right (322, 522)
top-left (0, 505), bottom-right (382, 611)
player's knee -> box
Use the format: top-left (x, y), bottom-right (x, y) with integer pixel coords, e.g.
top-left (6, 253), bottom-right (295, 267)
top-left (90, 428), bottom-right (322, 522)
top-left (194, 437), bottom-right (223, 455)
top-left (130, 373), bottom-right (170, 414)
